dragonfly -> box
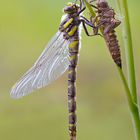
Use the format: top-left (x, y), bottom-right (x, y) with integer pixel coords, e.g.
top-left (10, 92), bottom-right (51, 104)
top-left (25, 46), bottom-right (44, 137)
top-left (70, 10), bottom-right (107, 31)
top-left (11, 1), bottom-right (94, 140)
top-left (90, 0), bottom-right (122, 68)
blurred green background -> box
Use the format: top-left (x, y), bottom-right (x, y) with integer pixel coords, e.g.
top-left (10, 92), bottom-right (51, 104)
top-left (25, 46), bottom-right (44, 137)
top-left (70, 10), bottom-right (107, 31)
top-left (0, 0), bottom-right (140, 140)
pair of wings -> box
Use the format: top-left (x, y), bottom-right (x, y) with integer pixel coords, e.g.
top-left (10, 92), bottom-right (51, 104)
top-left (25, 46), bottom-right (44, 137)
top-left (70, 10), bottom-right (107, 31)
top-left (11, 31), bottom-right (73, 99)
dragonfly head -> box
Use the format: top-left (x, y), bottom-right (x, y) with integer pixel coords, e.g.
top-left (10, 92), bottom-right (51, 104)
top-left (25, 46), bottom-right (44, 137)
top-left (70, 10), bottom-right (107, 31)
top-left (64, 2), bottom-right (80, 14)
top-left (96, 0), bottom-right (108, 8)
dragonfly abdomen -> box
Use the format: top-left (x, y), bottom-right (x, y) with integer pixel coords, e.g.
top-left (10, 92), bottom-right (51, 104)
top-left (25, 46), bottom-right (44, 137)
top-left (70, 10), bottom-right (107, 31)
top-left (104, 30), bottom-right (122, 68)
top-left (68, 38), bottom-right (79, 139)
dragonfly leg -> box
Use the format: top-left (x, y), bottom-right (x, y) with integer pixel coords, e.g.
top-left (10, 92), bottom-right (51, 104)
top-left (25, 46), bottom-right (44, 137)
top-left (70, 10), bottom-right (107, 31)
top-left (80, 16), bottom-right (94, 27)
top-left (90, 4), bottom-right (98, 9)
top-left (82, 21), bottom-right (93, 36)
top-left (80, 19), bottom-right (102, 37)
top-left (90, 15), bottom-right (99, 27)
top-left (78, 1), bottom-right (86, 15)
top-left (81, 19), bottom-right (98, 36)
top-left (88, 0), bottom-right (98, 9)
top-left (89, 0), bottom-right (95, 3)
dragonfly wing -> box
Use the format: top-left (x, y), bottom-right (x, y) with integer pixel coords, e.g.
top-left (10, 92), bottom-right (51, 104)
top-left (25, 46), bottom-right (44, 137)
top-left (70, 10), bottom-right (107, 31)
top-left (11, 31), bottom-right (70, 99)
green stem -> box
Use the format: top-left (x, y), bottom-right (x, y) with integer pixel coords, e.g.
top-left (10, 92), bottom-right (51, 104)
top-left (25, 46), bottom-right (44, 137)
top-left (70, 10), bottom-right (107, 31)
top-left (118, 0), bottom-right (140, 139)
top-left (118, 62), bottom-right (140, 140)
top-left (119, 0), bottom-right (137, 103)
top-left (118, 68), bottom-right (140, 140)
top-left (117, 68), bottom-right (133, 105)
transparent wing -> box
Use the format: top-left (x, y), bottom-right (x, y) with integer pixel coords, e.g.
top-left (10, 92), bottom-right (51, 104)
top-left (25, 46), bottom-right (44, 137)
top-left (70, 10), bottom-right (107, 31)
top-left (11, 31), bottom-right (70, 99)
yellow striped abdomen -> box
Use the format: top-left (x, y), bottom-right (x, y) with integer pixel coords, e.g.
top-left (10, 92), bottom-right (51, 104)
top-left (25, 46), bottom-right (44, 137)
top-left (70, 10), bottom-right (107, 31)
top-left (68, 39), bottom-right (79, 139)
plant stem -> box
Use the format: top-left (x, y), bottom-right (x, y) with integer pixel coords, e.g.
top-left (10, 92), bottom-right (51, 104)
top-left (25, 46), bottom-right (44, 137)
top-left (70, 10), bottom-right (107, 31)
top-left (118, 0), bottom-right (140, 139)
top-left (118, 67), bottom-right (140, 140)
top-left (119, 0), bottom-right (137, 103)
top-left (117, 68), bottom-right (133, 106)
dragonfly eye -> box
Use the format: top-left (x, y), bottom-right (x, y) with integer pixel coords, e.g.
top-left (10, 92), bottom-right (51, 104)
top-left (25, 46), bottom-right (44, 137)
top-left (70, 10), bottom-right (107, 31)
top-left (64, 3), bottom-right (79, 14)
